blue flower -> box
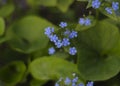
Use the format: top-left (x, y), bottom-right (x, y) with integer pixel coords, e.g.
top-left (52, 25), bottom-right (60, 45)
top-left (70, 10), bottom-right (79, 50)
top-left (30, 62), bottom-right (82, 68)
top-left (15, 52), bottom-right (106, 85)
top-left (69, 31), bottom-right (77, 39)
top-left (79, 18), bottom-right (85, 25)
top-left (92, 0), bottom-right (101, 9)
top-left (72, 76), bottom-right (78, 83)
top-left (72, 82), bottom-right (76, 86)
top-left (105, 7), bottom-right (112, 14)
top-left (84, 18), bottom-right (91, 26)
top-left (48, 47), bottom-right (55, 55)
top-left (69, 47), bottom-right (77, 55)
top-left (78, 83), bottom-right (84, 86)
top-left (49, 34), bottom-right (58, 43)
top-left (64, 77), bottom-right (71, 85)
top-left (112, 2), bottom-right (119, 11)
top-left (59, 22), bottom-right (67, 28)
top-left (64, 29), bottom-right (71, 36)
top-left (62, 38), bottom-right (70, 46)
top-left (55, 40), bottom-right (63, 48)
top-left (79, 18), bottom-right (91, 26)
top-left (86, 81), bottom-right (94, 86)
top-left (44, 27), bottom-right (54, 37)
top-left (55, 83), bottom-right (59, 86)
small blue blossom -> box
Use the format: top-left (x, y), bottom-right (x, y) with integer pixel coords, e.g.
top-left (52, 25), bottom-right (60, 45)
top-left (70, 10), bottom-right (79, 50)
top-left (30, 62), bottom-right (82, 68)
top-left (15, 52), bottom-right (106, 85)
top-left (55, 83), bottom-right (59, 86)
top-left (78, 83), bottom-right (84, 86)
top-left (72, 77), bottom-right (78, 83)
top-left (92, 0), bottom-right (101, 9)
top-left (86, 81), bottom-right (94, 86)
top-left (55, 40), bottom-right (63, 48)
top-left (69, 47), bottom-right (77, 55)
top-left (64, 29), bottom-right (71, 36)
top-left (69, 31), bottom-right (77, 39)
top-left (112, 2), bottom-right (119, 11)
top-left (48, 47), bottom-right (55, 55)
top-left (79, 18), bottom-right (85, 25)
top-left (64, 77), bottom-right (71, 85)
top-left (44, 27), bottom-right (54, 37)
top-left (49, 34), bottom-right (58, 43)
top-left (84, 18), bottom-right (91, 26)
top-left (79, 18), bottom-right (91, 26)
top-left (105, 7), bottom-right (112, 14)
top-left (62, 38), bottom-right (70, 46)
top-left (72, 82), bottom-right (76, 86)
top-left (59, 22), bottom-right (67, 28)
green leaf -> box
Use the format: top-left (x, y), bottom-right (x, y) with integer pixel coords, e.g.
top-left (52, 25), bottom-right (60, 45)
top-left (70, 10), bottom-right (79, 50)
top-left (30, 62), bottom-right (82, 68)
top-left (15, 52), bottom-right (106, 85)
top-left (77, 44), bottom-right (120, 81)
top-left (57, 0), bottom-right (74, 12)
top-left (7, 16), bottom-right (55, 53)
top-left (29, 56), bottom-right (81, 81)
top-left (109, 38), bottom-right (120, 56)
top-left (0, 4), bottom-right (15, 17)
top-left (77, 20), bottom-right (119, 54)
top-left (27, 0), bottom-right (74, 12)
top-left (86, 0), bottom-right (92, 8)
top-left (27, 0), bottom-right (57, 7)
top-left (0, 17), bottom-right (5, 36)
top-left (76, 20), bottom-right (120, 80)
top-left (30, 79), bottom-right (46, 86)
top-left (0, 61), bottom-right (26, 86)
top-left (77, 0), bottom-right (88, 1)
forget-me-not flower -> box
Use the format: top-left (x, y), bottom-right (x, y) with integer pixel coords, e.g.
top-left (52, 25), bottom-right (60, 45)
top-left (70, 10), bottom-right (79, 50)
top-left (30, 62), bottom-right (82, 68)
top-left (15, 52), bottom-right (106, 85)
top-left (112, 2), bottom-right (119, 11)
top-left (62, 38), bottom-right (70, 46)
top-left (55, 40), bottom-right (63, 48)
top-left (69, 31), bottom-right (77, 39)
top-left (59, 22), bottom-right (67, 28)
top-left (79, 18), bottom-right (85, 25)
top-left (69, 47), bottom-right (77, 55)
top-left (79, 18), bottom-right (91, 26)
top-left (105, 7), bottom-right (112, 14)
top-left (64, 77), bottom-right (71, 85)
top-left (44, 27), bottom-right (54, 37)
top-left (48, 47), bottom-right (55, 55)
top-left (49, 34), bottom-right (58, 43)
top-left (84, 18), bottom-right (91, 26)
top-left (92, 0), bottom-right (101, 9)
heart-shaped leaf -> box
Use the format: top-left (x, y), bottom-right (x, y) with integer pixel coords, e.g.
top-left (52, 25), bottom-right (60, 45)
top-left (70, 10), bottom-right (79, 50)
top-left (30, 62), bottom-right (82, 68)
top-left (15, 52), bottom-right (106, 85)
top-left (76, 20), bottom-right (120, 81)
top-left (0, 61), bottom-right (26, 86)
top-left (7, 16), bottom-right (55, 53)
top-left (29, 56), bottom-right (81, 81)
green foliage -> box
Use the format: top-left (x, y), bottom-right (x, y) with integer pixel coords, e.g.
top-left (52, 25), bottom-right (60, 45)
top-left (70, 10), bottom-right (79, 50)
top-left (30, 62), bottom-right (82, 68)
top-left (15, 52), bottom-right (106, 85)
top-left (0, 61), bottom-right (26, 86)
top-left (27, 0), bottom-right (74, 12)
top-left (76, 20), bottom-right (120, 80)
top-left (0, 0), bottom-right (120, 86)
top-left (57, 0), bottom-right (74, 12)
top-left (0, 4), bottom-right (15, 18)
top-left (29, 57), bottom-right (81, 81)
top-left (6, 16), bottom-right (55, 53)
top-left (27, 0), bottom-right (57, 7)
top-left (0, 17), bottom-right (5, 36)
top-left (77, 20), bottom-right (119, 53)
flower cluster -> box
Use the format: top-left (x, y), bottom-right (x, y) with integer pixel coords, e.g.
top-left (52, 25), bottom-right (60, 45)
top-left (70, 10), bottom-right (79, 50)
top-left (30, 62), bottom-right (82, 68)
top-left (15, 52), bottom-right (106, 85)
top-left (78, 18), bottom-right (91, 26)
top-left (91, 0), bottom-right (119, 14)
top-left (44, 22), bottom-right (77, 55)
top-left (105, 2), bottom-right (119, 14)
top-left (55, 73), bottom-right (94, 86)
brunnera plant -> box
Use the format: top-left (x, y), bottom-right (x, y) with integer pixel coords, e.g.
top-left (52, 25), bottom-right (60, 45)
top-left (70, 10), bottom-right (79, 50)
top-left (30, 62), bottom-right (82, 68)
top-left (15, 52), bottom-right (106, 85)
top-left (0, 0), bottom-right (120, 86)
